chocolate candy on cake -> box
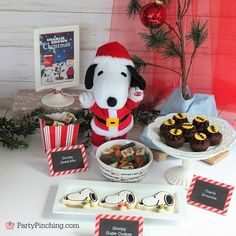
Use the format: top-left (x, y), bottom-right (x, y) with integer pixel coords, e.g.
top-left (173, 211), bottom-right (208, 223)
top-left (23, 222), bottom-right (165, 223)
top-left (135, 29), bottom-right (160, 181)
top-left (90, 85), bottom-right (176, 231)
top-left (190, 133), bottom-right (210, 152)
top-left (160, 119), bottom-right (176, 137)
top-left (181, 122), bottom-right (197, 142)
top-left (165, 128), bottom-right (185, 148)
top-left (206, 125), bottom-right (222, 146)
top-left (172, 113), bottom-right (189, 127)
top-left (193, 116), bottom-right (209, 133)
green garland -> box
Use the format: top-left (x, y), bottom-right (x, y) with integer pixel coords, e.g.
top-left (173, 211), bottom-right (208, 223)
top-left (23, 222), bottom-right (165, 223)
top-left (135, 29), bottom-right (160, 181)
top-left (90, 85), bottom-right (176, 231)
top-left (0, 107), bottom-right (45, 149)
top-left (0, 105), bottom-right (159, 150)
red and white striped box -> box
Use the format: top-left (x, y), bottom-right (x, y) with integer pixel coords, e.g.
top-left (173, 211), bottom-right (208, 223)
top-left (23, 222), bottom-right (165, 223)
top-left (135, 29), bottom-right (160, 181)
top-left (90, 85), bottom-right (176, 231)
top-left (47, 144), bottom-right (88, 176)
top-left (187, 175), bottom-right (234, 215)
top-left (39, 118), bottom-right (79, 152)
top-left (95, 214), bottom-right (143, 236)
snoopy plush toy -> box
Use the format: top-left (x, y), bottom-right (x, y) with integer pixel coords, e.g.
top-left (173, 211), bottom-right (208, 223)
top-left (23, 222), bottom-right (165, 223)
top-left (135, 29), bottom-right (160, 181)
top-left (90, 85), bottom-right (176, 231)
top-left (79, 42), bottom-right (146, 147)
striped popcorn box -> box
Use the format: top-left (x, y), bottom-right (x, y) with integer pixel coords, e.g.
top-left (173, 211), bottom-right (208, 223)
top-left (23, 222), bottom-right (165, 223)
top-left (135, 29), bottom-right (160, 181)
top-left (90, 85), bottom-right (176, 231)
top-left (39, 115), bottom-right (79, 152)
top-left (95, 214), bottom-right (143, 236)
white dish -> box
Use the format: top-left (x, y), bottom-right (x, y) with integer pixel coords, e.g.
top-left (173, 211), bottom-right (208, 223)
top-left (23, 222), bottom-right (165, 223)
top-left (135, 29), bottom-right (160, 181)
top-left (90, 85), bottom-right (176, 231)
top-left (53, 179), bottom-right (187, 220)
top-left (147, 113), bottom-right (235, 160)
top-left (96, 139), bottom-right (153, 183)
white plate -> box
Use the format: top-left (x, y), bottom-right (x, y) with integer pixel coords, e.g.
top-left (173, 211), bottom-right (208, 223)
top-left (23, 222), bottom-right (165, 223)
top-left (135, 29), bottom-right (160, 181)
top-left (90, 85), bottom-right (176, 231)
top-left (147, 113), bottom-right (235, 160)
top-left (53, 179), bottom-right (187, 220)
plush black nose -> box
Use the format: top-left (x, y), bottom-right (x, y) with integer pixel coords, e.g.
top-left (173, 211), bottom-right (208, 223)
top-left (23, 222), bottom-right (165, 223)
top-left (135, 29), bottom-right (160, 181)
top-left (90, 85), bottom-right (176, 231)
top-left (107, 97), bottom-right (117, 107)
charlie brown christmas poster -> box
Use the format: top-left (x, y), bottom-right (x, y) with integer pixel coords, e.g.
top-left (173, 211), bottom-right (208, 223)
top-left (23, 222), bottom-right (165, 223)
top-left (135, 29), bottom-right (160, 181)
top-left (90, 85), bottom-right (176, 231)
top-left (39, 31), bottom-right (75, 86)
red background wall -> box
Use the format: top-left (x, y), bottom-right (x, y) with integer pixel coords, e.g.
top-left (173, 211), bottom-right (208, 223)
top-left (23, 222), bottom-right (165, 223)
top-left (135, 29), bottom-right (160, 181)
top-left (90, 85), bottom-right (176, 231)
top-left (110, 0), bottom-right (236, 111)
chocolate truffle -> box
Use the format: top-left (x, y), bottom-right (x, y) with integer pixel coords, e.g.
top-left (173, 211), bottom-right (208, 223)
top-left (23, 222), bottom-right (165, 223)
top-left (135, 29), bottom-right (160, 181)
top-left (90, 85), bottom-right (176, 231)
top-left (181, 122), bottom-right (197, 142)
top-left (206, 125), bottom-right (222, 146)
top-left (165, 128), bottom-right (185, 148)
top-left (192, 116), bottom-right (209, 133)
top-left (160, 119), bottom-right (176, 137)
top-left (172, 113), bottom-right (189, 127)
top-left (190, 133), bottom-right (210, 152)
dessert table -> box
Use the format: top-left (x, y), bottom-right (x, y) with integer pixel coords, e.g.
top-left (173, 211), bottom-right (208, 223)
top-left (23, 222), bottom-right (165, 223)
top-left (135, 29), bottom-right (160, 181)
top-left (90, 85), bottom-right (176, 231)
top-left (0, 128), bottom-right (236, 236)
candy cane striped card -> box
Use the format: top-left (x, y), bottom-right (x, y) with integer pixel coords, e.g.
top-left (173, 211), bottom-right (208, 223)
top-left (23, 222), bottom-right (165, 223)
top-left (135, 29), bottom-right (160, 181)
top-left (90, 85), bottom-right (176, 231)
top-left (187, 175), bottom-right (234, 215)
top-left (47, 144), bottom-right (88, 176)
top-left (95, 214), bottom-right (143, 236)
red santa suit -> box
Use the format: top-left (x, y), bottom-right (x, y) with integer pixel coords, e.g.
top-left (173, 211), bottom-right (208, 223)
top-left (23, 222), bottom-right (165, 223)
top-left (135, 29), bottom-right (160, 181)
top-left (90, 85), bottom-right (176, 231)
top-left (89, 97), bottom-right (141, 146)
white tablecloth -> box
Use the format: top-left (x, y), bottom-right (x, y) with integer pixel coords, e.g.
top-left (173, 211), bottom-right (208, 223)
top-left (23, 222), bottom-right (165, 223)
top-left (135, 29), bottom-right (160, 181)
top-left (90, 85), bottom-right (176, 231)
top-left (0, 129), bottom-right (236, 236)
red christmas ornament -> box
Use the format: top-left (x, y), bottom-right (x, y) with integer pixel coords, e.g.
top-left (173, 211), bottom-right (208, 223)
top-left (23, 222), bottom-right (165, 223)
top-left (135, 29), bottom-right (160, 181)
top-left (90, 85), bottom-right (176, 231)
top-left (140, 2), bottom-right (167, 28)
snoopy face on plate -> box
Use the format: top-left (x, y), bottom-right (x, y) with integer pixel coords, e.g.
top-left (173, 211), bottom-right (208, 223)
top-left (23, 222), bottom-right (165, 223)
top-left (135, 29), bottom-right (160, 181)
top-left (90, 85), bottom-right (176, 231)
top-left (139, 191), bottom-right (174, 207)
top-left (101, 190), bottom-right (136, 205)
top-left (63, 188), bottom-right (98, 203)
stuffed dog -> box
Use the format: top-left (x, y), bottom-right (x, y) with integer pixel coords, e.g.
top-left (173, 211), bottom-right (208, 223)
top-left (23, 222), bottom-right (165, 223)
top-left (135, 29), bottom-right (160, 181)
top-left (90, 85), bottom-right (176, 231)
top-left (79, 42), bottom-right (146, 146)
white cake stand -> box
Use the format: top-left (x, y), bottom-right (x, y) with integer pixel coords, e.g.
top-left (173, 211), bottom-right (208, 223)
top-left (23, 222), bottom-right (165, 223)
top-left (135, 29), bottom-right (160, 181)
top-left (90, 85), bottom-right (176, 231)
top-left (147, 114), bottom-right (235, 189)
top-left (41, 89), bottom-right (75, 107)
top-left (165, 155), bottom-right (210, 189)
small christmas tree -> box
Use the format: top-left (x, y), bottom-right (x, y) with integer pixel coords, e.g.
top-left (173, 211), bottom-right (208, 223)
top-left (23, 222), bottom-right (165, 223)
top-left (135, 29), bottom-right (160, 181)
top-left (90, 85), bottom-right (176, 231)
top-left (127, 0), bottom-right (208, 100)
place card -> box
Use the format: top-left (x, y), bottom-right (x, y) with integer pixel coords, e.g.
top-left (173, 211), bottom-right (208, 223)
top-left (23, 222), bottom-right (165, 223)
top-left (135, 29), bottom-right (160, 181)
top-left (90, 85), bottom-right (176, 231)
top-left (95, 214), bottom-right (143, 236)
top-left (187, 175), bottom-right (234, 215)
top-left (46, 144), bottom-right (88, 176)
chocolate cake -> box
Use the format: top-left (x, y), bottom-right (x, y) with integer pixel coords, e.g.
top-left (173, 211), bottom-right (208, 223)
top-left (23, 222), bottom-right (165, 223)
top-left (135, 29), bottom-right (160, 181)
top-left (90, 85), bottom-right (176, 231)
top-left (206, 125), bottom-right (222, 146)
top-left (192, 116), bottom-right (209, 133)
top-left (160, 119), bottom-right (176, 137)
top-left (190, 133), bottom-right (210, 152)
top-left (165, 128), bottom-right (185, 148)
top-left (172, 113), bottom-right (189, 127)
top-left (181, 122), bottom-right (197, 142)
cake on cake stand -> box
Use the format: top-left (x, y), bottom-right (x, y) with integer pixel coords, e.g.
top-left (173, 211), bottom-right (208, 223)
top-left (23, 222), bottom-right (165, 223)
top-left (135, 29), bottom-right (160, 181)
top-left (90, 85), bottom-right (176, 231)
top-left (147, 114), bottom-right (235, 189)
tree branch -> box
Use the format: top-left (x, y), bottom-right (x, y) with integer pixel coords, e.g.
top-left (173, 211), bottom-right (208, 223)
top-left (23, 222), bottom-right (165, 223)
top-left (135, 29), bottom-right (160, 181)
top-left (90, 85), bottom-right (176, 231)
top-left (181, 0), bottom-right (191, 18)
top-left (186, 47), bottom-right (197, 79)
top-left (181, 0), bottom-right (187, 16)
top-left (145, 62), bottom-right (182, 76)
top-left (163, 22), bottom-right (181, 40)
top-left (177, 0), bottom-right (188, 99)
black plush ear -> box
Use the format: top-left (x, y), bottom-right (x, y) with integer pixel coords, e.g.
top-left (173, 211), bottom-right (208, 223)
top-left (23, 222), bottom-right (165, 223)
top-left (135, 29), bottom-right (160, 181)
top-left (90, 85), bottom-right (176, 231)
top-left (127, 65), bottom-right (146, 90)
top-left (85, 64), bottom-right (97, 89)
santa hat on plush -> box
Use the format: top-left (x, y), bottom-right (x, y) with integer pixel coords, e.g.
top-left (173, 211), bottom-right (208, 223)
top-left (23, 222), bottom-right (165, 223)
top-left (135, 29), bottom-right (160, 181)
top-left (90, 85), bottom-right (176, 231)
top-left (93, 41), bottom-right (134, 67)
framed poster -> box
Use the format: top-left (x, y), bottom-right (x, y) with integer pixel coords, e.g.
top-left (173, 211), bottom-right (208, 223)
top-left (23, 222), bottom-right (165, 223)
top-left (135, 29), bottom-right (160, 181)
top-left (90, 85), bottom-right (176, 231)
top-left (34, 25), bottom-right (80, 91)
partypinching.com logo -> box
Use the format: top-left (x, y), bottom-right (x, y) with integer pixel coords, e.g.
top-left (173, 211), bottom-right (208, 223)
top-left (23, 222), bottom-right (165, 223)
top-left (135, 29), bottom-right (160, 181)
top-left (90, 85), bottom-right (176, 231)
top-left (4, 221), bottom-right (79, 231)
top-left (5, 221), bottom-right (15, 230)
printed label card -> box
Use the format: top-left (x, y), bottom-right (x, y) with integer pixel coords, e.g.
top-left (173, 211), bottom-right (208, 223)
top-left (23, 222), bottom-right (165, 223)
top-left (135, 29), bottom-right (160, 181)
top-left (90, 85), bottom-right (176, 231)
top-left (95, 214), bottom-right (143, 236)
top-left (47, 144), bottom-right (88, 176)
top-left (187, 175), bottom-right (234, 215)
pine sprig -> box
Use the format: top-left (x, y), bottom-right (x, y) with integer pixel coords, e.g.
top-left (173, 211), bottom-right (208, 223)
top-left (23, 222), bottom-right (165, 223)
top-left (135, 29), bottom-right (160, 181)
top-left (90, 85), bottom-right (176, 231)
top-left (127, 0), bottom-right (141, 18)
top-left (162, 40), bottom-right (182, 58)
top-left (186, 19), bottom-right (208, 48)
top-left (131, 55), bottom-right (147, 72)
top-left (0, 107), bottom-right (45, 149)
top-left (132, 104), bottom-right (159, 127)
top-left (74, 109), bottom-right (93, 147)
top-left (140, 26), bottom-right (170, 49)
